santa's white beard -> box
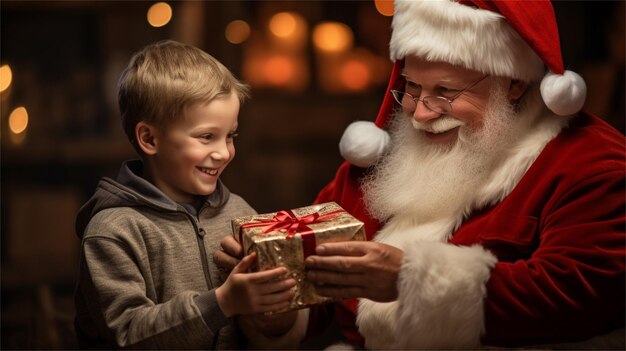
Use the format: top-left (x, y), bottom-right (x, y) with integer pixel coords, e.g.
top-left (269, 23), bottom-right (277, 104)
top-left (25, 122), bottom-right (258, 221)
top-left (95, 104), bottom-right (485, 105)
top-left (362, 86), bottom-right (536, 225)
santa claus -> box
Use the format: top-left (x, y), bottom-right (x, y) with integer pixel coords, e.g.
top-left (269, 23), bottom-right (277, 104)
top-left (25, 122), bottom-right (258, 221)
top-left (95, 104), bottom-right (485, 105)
top-left (216, 0), bottom-right (625, 349)
top-left (303, 0), bottom-right (625, 349)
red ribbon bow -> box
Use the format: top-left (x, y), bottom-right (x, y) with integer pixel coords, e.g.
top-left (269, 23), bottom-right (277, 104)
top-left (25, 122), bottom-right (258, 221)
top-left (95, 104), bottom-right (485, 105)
top-left (260, 210), bottom-right (321, 237)
top-left (239, 208), bottom-right (344, 258)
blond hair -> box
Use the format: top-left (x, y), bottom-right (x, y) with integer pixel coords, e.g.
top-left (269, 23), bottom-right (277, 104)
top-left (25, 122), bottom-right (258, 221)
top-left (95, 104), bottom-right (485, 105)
top-left (118, 40), bottom-right (249, 150)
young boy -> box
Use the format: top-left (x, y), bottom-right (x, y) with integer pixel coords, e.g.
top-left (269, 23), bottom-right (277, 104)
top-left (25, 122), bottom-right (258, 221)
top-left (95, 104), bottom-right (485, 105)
top-left (74, 40), bottom-right (296, 349)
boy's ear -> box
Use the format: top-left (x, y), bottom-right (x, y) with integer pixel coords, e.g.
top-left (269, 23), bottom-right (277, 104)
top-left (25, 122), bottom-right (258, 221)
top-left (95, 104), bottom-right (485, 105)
top-left (507, 79), bottom-right (529, 103)
top-left (135, 121), bottom-right (158, 155)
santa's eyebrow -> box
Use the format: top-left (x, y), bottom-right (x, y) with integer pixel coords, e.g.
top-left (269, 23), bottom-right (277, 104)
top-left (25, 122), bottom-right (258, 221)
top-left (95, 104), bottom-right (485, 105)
top-left (400, 73), bottom-right (420, 86)
top-left (400, 72), bottom-right (458, 84)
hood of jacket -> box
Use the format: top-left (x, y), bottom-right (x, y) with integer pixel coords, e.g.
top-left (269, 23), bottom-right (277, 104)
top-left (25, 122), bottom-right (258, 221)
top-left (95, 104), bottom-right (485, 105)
top-left (75, 159), bottom-right (230, 238)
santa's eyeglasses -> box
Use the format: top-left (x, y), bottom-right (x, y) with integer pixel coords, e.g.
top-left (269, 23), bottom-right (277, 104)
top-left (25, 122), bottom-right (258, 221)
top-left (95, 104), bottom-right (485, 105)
top-left (390, 75), bottom-right (488, 114)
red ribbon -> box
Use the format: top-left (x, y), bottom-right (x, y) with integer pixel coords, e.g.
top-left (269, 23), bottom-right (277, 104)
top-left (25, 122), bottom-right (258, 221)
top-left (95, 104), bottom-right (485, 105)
top-left (240, 209), bottom-right (344, 258)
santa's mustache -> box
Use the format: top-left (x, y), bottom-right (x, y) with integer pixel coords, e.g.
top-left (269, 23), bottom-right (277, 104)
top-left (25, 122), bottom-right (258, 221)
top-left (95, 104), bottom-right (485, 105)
top-left (410, 116), bottom-right (466, 133)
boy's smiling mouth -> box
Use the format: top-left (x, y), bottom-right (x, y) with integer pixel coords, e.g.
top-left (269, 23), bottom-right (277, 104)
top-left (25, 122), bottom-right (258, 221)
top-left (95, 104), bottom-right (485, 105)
top-left (197, 166), bottom-right (218, 176)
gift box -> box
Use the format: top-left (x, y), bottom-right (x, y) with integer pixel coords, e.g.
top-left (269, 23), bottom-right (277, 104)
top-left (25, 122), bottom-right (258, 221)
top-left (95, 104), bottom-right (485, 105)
top-left (231, 202), bottom-right (366, 313)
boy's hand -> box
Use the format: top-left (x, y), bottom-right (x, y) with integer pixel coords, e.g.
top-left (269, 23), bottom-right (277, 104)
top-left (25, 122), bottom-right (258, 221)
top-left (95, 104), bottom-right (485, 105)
top-left (216, 252), bottom-right (296, 317)
top-left (214, 236), bottom-right (243, 281)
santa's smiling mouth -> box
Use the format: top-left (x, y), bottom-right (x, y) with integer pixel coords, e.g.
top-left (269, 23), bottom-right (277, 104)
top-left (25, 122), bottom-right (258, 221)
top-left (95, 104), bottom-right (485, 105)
top-left (424, 126), bottom-right (459, 135)
top-left (421, 126), bottom-right (460, 142)
top-left (197, 167), bottom-right (218, 176)
top-left (412, 117), bottom-right (465, 134)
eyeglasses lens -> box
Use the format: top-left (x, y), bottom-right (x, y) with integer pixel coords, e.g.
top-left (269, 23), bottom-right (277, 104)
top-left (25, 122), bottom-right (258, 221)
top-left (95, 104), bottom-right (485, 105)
top-left (423, 97), bottom-right (451, 114)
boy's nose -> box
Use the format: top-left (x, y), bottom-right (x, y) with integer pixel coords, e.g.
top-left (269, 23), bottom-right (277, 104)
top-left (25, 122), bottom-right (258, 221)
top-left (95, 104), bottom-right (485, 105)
top-left (211, 141), bottom-right (231, 161)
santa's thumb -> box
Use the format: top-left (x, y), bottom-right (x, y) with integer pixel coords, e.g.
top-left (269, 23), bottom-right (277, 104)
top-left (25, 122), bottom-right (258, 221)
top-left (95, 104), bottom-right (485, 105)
top-left (231, 252), bottom-right (256, 274)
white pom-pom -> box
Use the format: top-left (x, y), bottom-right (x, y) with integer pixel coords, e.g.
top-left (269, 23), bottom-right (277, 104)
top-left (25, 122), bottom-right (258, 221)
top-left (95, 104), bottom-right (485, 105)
top-left (540, 70), bottom-right (587, 116)
top-left (339, 121), bottom-right (390, 168)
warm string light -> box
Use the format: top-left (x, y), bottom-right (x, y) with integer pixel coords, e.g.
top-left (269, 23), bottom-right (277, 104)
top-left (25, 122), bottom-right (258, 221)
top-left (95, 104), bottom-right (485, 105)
top-left (264, 55), bottom-right (294, 85)
top-left (0, 64), bottom-right (12, 92)
top-left (311, 21), bottom-right (375, 92)
top-left (268, 11), bottom-right (307, 51)
top-left (236, 10), bottom-right (381, 92)
top-left (225, 20), bottom-right (250, 44)
top-left (147, 2), bottom-right (172, 28)
top-left (1, 65), bottom-right (27, 143)
top-left (9, 106), bottom-right (28, 134)
top-left (1, 5), bottom-right (387, 151)
top-left (312, 22), bottom-right (353, 53)
top-left (269, 12), bottom-right (297, 38)
top-left (374, 0), bottom-right (394, 16)
top-left (340, 60), bottom-right (370, 91)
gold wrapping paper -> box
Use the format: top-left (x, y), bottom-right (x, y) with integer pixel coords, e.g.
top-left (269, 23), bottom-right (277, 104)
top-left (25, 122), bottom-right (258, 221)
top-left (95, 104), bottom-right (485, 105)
top-left (231, 202), bottom-right (366, 313)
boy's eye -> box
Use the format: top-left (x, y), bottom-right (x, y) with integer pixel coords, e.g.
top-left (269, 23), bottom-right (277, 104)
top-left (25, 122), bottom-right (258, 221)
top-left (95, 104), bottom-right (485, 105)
top-left (200, 133), bottom-right (214, 141)
top-left (228, 131), bottom-right (239, 139)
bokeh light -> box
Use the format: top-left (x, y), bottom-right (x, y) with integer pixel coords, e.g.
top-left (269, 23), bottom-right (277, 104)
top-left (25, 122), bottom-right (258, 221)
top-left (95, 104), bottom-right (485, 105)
top-left (374, 0), bottom-right (394, 17)
top-left (269, 12), bottom-right (297, 38)
top-left (147, 2), bottom-right (172, 28)
top-left (340, 60), bottom-right (370, 91)
top-left (312, 22), bottom-right (353, 52)
top-left (225, 20), bottom-right (250, 44)
top-left (0, 64), bottom-right (13, 92)
top-left (268, 11), bottom-right (307, 49)
top-left (264, 56), bottom-right (294, 85)
top-left (9, 106), bottom-right (28, 134)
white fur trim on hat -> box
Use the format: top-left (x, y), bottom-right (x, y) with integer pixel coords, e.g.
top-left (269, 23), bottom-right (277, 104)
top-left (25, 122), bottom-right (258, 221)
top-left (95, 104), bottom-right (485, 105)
top-left (390, 0), bottom-right (587, 116)
top-left (339, 121), bottom-right (390, 168)
top-left (390, 0), bottom-right (545, 82)
top-left (540, 70), bottom-right (587, 116)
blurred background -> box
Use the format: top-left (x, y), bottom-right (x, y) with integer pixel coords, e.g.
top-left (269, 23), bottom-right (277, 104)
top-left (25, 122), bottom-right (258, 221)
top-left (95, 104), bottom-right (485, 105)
top-left (1, 1), bottom-right (623, 349)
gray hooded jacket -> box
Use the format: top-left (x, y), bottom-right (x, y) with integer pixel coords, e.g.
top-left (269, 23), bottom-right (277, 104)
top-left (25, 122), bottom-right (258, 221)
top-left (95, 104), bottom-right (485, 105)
top-left (74, 160), bottom-right (256, 349)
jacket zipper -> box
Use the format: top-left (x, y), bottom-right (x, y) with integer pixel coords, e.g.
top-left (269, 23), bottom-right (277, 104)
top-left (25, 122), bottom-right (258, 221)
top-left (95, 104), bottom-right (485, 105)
top-left (185, 214), bottom-right (213, 290)
top-left (196, 227), bottom-right (213, 290)
top-left (186, 213), bottom-right (221, 349)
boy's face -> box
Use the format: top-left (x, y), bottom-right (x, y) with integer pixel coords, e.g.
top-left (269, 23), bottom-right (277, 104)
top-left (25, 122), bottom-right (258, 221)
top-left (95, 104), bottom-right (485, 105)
top-left (145, 92), bottom-right (240, 204)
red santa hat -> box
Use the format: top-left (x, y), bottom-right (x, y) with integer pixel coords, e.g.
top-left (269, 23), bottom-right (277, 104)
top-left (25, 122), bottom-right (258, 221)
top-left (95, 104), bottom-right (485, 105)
top-left (340, 0), bottom-right (587, 168)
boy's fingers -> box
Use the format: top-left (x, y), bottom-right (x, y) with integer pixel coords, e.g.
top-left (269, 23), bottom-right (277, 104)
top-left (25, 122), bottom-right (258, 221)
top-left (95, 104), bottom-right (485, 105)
top-left (247, 266), bottom-right (289, 283)
top-left (260, 287), bottom-right (295, 305)
top-left (220, 236), bottom-right (244, 258)
top-left (213, 250), bottom-right (240, 272)
top-left (258, 278), bottom-right (297, 295)
top-left (232, 252), bottom-right (256, 274)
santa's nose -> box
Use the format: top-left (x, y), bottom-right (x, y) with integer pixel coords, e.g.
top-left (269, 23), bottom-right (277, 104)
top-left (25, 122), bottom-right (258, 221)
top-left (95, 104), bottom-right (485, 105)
top-left (412, 101), bottom-right (441, 123)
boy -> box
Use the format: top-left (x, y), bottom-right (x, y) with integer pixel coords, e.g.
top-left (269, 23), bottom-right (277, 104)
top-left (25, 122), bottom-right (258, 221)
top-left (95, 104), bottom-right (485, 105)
top-left (74, 40), bottom-right (296, 349)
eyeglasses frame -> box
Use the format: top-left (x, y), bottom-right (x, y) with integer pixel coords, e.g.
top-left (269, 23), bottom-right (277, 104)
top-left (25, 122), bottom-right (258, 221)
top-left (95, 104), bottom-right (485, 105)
top-left (390, 75), bottom-right (488, 114)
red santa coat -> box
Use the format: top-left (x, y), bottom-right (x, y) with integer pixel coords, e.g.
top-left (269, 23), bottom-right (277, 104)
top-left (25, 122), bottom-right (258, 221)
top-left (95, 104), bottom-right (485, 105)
top-left (313, 106), bottom-right (625, 347)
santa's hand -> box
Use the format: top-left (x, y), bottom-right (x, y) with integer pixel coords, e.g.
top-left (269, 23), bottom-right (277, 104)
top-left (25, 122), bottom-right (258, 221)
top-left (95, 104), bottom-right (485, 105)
top-left (214, 236), bottom-right (244, 281)
top-left (304, 241), bottom-right (403, 302)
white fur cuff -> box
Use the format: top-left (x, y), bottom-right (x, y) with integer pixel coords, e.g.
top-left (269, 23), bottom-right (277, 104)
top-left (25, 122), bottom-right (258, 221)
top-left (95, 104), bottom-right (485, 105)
top-left (395, 242), bottom-right (497, 349)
